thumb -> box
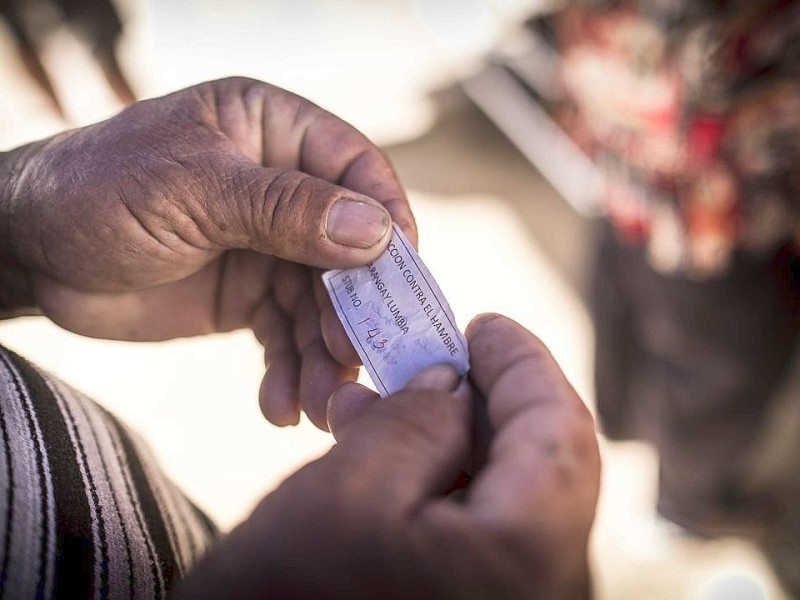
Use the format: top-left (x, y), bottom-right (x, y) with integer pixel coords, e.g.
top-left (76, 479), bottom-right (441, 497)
top-left (325, 365), bottom-right (471, 512)
top-left (207, 161), bottom-right (393, 268)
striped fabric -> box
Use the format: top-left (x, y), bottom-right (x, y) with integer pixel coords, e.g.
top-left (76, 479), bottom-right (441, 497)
top-left (0, 347), bottom-right (217, 599)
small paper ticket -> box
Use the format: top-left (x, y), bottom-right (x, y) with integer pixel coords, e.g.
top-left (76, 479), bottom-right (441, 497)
top-left (322, 224), bottom-right (469, 397)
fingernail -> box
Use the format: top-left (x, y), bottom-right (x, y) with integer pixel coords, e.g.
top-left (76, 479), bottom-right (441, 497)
top-left (327, 198), bottom-right (390, 249)
top-left (405, 364), bottom-right (461, 393)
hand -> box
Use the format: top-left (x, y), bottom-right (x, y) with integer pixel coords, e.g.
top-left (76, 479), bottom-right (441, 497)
top-left (0, 77), bottom-right (416, 429)
top-left (177, 314), bottom-right (601, 600)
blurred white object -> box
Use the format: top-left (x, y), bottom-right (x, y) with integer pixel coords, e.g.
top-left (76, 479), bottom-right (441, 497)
top-left (413, 0), bottom-right (497, 56)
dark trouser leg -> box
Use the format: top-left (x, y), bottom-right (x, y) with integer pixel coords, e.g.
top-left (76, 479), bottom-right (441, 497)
top-left (591, 222), bottom-right (798, 534)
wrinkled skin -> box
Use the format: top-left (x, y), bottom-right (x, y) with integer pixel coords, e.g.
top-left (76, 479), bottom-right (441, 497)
top-left (0, 79), bottom-right (601, 598)
top-left (0, 77), bottom-right (416, 429)
top-left (177, 314), bottom-right (601, 600)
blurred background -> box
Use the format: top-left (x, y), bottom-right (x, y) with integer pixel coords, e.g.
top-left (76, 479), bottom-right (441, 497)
top-left (0, 0), bottom-right (796, 598)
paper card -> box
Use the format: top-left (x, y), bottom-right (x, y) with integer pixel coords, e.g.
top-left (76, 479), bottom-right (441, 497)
top-left (322, 224), bottom-right (469, 397)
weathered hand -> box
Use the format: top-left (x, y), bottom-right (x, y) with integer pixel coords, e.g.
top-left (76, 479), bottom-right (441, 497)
top-left (177, 314), bottom-right (601, 600)
top-left (0, 77), bottom-right (416, 429)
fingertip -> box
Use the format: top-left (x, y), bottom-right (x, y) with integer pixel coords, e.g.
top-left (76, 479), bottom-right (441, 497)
top-left (465, 313), bottom-right (560, 411)
top-left (383, 198), bottom-right (417, 247)
top-left (301, 391), bottom-right (330, 432)
top-left (466, 313), bottom-right (549, 360)
top-left (315, 280), bottom-right (361, 367)
top-left (325, 196), bottom-right (391, 252)
top-left (405, 364), bottom-right (461, 393)
top-left (259, 369), bottom-right (301, 427)
top-left (327, 382), bottom-right (380, 441)
top-left (298, 346), bottom-right (359, 432)
top-left (259, 395), bottom-right (300, 427)
top-left (329, 387), bottom-right (471, 507)
top-left (303, 193), bottom-right (393, 270)
top-left (465, 312), bottom-right (509, 338)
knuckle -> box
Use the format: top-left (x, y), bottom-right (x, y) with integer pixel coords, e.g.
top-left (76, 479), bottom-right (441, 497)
top-left (262, 171), bottom-right (314, 215)
top-left (259, 170), bottom-right (302, 239)
top-left (262, 173), bottom-right (333, 255)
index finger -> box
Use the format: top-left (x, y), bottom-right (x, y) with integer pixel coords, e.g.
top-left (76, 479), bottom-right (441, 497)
top-left (463, 314), bottom-right (600, 540)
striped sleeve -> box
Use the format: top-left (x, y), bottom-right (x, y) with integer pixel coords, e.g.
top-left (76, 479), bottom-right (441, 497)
top-left (0, 346), bottom-right (218, 599)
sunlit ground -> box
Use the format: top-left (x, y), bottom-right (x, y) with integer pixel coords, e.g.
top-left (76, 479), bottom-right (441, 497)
top-left (0, 1), bottom-right (788, 597)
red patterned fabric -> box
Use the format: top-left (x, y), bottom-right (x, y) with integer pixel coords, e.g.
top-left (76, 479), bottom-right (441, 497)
top-left (553, 0), bottom-right (800, 278)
